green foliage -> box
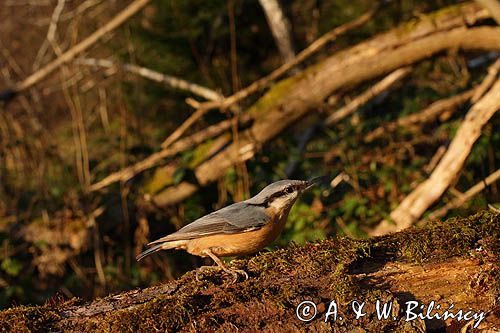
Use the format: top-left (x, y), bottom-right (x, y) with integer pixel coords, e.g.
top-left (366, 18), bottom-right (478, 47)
top-left (279, 202), bottom-right (326, 245)
top-left (1, 258), bottom-right (22, 277)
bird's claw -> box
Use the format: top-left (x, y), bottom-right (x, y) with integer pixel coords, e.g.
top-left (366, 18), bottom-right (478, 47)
top-left (195, 265), bottom-right (248, 283)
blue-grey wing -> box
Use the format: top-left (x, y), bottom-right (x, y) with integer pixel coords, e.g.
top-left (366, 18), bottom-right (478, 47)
top-left (148, 203), bottom-right (270, 244)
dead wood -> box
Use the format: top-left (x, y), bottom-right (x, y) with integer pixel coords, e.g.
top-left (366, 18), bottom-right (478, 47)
top-left (423, 168), bottom-right (500, 221)
top-left (258, 0), bottom-right (296, 63)
top-left (371, 78), bottom-right (500, 236)
top-left (474, 0), bottom-right (500, 24)
top-left (194, 6), bottom-right (377, 113)
top-left (75, 58), bottom-right (223, 102)
top-left (88, 114), bottom-right (252, 192)
top-left (472, 57), bottom-right (500, 102)
top-left (153, 25), bottom-right (500, 207)
top-left (325, 67), bottom-right (412, 126)
top-left (87, 2), bottom-right (492, 196)
top-left (1, 211), bottom-right (497, 332)
top-left (364, 89), bottom-right (476, 143)
top-left (0, 0), bottom-right (151, 101)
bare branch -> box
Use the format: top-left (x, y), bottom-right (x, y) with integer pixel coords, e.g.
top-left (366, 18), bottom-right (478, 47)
top-left (474, 0), bottom-right (500, 24)
top-left (325, 67), bottom-right (411, 126)
top-left (365, 89), bottom-right (475, 142)
top-left (371, 77), bottom-right (500, 236)
top-left (195, 7), bottom-right (377, 112)
top-left (472, 57), bottom-right (500, 102)
top-left (88, 115), bottom-right (251, 191)
top-left (423, 168), bottom-right (500, 221)
top-left (154, 26), bottom-right (500, 206)
top-left (75, 58), bottom-right (222, 101)
top-left (2, 0), bottom-right (152, 99)
top-left (33, 0), bottom-right (66, 70)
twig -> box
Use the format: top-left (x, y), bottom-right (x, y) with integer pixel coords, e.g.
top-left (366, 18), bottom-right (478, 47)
top-left (3, 0), bottom-right (151, 99)
top-left (423, 168), bottom-right (500, 221)
top-left (423, 145), bottom-right (447, 174)
top-left (325, 67), bottom-right (411, 126)
top-left (77, 57), bottom-right (225, 151)
top-left (365, 88), bottom-right (475, 142)
top-left (371, 77), bottom-right (500, 236)
top-left (75, 58), bottom-right (222, 102)
top-left (33, 0), bottom-right (66, 70)
top-left (472, 58), bottom-right (500, 102)
top-left (160, 107), bottom-right (213, 149)
top-left (89, 115), bottom-right (252, 191)
top-left (195, 6), bottom-right (377, 112)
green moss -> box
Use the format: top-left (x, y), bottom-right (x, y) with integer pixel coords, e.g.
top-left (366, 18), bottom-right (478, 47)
top-left (186, 134), bottom-right (230, 169)
top-left (87, 295), bottom-right (194, 332)
top-left (142, 165), bottom-right (175, 194)
top-left (247, 75), bottom-right (304, 118)
top-left (0, 305), bottom-right (60, 332)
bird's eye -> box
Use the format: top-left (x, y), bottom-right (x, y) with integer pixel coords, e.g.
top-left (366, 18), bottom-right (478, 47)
top-left (285, 186), bottom-right (294, 194)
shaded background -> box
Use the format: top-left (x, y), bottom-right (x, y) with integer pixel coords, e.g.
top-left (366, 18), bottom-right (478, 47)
top-left (0, 0), bottom-right (498, 308)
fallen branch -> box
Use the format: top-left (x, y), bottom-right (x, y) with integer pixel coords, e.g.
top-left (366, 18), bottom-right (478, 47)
top-left (0, 0), bottom-right (151, 101)
top-left (154, 26), bottom-right (500, 207)
top-left (87, 3), bottom-right (493, 198)
top-left (423, 168), bottom-right (500, 221)
top-left (371, 77), bottom-right (500, 236)
top-left (325, 67), bottom-right (411, 126)
top-left (89, 115), bottom-right (252, 191)
top-left (364, 89), bottom-right (475, 142)
top-left (472, 57), bottom-right (500, 102)
top-left (195, 6), bottom-right (377, 112)
top-left (75, 58), bottom-right (222, 102)
top-left (474, 0), bottom-right (500, 24)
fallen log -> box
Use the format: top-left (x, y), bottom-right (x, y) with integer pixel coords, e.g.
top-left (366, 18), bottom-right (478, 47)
top-left (1, 211), bottom-right (498, 332)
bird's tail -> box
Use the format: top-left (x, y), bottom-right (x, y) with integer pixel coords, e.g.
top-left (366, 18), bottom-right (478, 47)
top-left (136, 244), bottom-right (163, 261)
top-left (136, 240), bottom-right (187, 261)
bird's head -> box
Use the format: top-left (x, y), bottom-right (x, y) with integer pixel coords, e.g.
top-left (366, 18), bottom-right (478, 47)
top-left (245, 177), bottom-right (323, 211)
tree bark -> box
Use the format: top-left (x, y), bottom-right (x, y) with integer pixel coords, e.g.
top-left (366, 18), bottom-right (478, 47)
top-left (474, 0), bottom-right (500, 24)
top-left (258, 0), bottom-right (296, 63)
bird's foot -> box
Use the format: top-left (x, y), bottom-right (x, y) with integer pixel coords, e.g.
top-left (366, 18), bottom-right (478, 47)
top-left (223, 267), bottom-right (248, 284)
top-left (195, 265), bottom-right (248, 283)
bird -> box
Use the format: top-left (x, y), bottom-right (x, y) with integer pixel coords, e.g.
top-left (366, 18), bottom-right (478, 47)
top-left (136, 177), bottom-right (322, 281)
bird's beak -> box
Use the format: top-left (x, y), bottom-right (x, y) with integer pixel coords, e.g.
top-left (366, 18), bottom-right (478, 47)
top-left (303, 176), bottom-right (326, 190)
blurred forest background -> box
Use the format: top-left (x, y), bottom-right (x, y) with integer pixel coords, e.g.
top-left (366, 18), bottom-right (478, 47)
top-left (0, 0), bottom-right (498, 308)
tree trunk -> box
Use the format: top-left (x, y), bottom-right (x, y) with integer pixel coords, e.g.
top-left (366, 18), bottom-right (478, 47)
top-left (258, 0), bottom-right (296, 63)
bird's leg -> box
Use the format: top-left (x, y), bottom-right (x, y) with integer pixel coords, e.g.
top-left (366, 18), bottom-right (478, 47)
top-left (196, 248), bottom-right (248, 283)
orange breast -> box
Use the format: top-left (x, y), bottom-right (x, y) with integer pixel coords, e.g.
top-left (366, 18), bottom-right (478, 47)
top-left (185, 207), bottom-right (290, 257)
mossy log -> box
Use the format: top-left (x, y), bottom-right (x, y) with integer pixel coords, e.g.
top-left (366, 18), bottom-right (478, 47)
top-left (1, 211), bottom-right (498, 332)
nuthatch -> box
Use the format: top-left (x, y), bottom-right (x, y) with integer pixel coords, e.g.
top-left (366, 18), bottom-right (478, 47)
top-left (137, 178), bottom-right (321, 281)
